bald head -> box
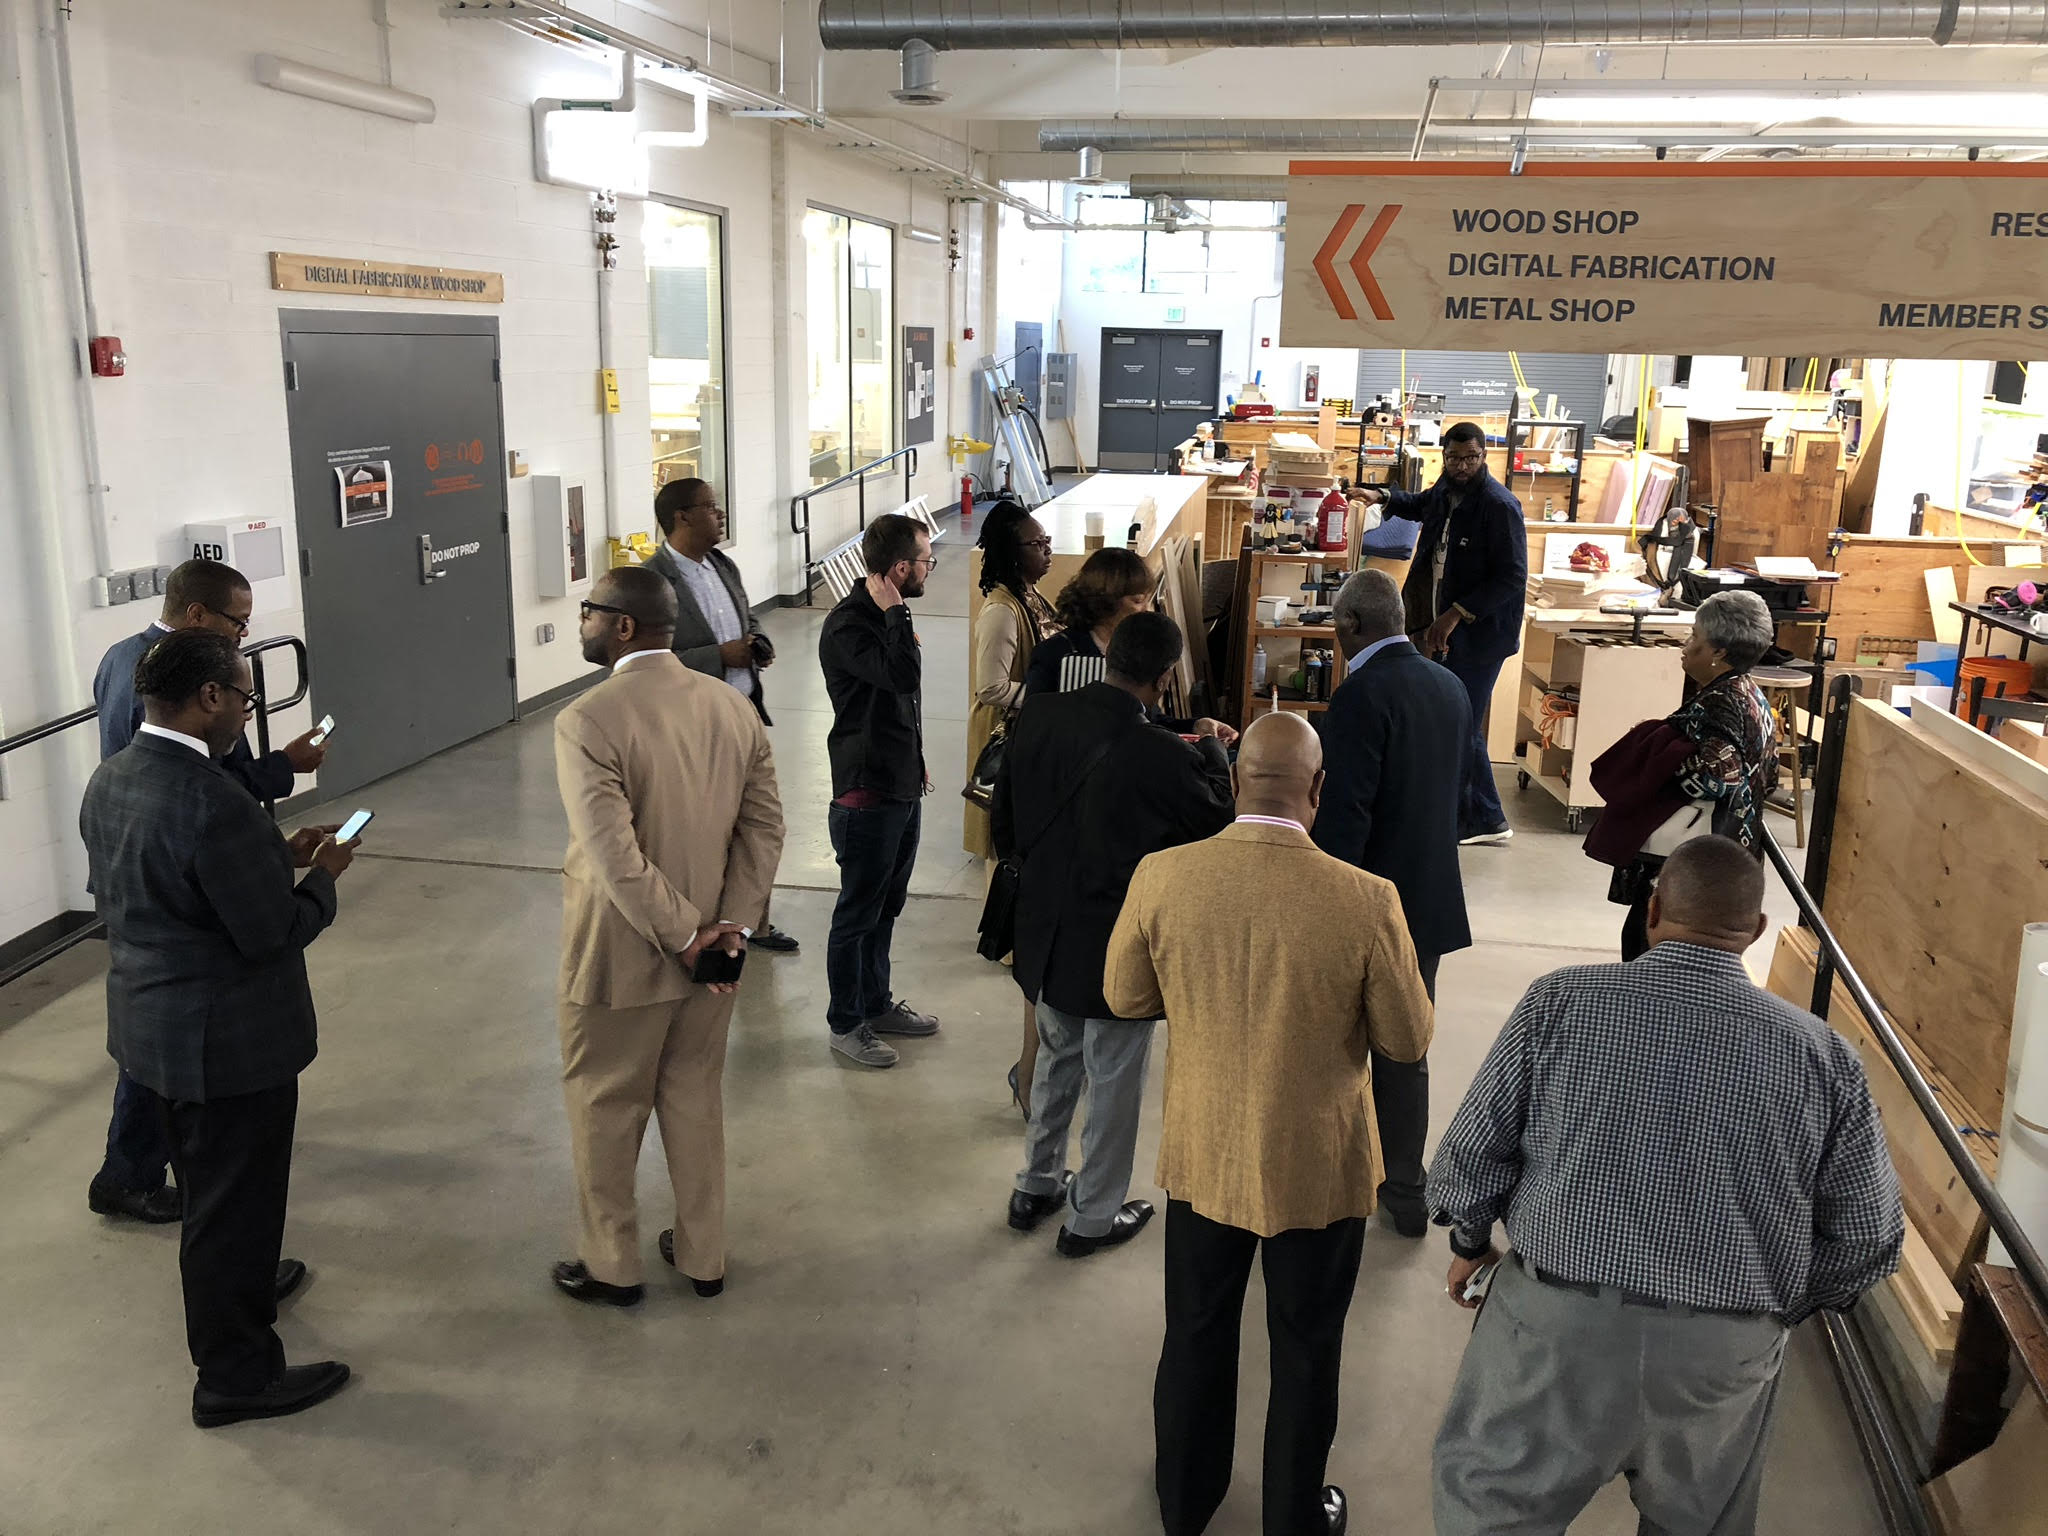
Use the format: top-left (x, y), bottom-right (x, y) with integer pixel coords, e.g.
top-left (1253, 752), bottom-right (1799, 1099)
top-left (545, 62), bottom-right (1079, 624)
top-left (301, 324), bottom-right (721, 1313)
top-left (1232, 711), bottom-right (1325, 827)
top-left (1646, 835), bottom-right (1769, 954)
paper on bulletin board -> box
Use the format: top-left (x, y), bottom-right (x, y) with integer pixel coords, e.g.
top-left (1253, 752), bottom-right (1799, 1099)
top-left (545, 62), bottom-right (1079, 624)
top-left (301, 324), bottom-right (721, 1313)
top-left (903, 325), bottom-right (935, 446)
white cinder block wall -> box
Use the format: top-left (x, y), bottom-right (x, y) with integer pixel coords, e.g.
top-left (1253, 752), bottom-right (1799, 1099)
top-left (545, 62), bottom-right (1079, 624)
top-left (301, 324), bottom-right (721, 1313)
top-left (0, 0), bottom-right (970, 950)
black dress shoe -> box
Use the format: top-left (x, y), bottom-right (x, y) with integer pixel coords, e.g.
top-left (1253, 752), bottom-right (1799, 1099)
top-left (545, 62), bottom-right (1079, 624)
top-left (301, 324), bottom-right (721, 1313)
top-left (87, 1176), bottom-right (180, 1224)
top-left (1378, 1202), bottom-right (1428, 1239)
top-left (1056, 1199), bottom-right (1156, 1257)
top-left (657, 1229), bottom-right (723, 1297)
top-left (551, 1260), bottom-right (644, 1307)
top-left (275, 1259), bottom-right (307, 1302)
top-left (751, 925), bottom-right (800, 954)
top-left (1323, 1485), bottom-right (1348, 1535)
top-left (192, 1360), bottom-right (351, 1428)
top-left (1007, 1170), bottom-right (1075, 1232)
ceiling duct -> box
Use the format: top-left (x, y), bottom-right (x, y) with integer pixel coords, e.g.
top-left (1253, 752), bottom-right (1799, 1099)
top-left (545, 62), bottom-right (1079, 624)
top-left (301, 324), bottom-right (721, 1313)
top-left (890, 38), bottom-right (949, 104)
top-left (1126, 174), bottom-right (1291, 200)
top-left (1041, 118), bottom-right (1429, 153)
top-left (821, 1), bottom-right (2048, 49)
top-left (1073, 144), bottom-right (1106, 182)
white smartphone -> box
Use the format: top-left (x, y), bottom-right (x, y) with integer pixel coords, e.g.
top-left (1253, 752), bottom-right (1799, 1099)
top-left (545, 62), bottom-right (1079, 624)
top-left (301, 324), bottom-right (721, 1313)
top-left (309, 714), bottom-right (336, 746)
top-left (334, 808), bottom-right (374, 842)
top-left (1462, 1260), bottom-right (1500, 1304)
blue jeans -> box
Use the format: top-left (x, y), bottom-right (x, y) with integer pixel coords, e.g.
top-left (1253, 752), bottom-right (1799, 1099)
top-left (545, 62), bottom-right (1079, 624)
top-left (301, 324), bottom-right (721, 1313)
top-left (1440, 648), bottom-right (1508, 836)
top-left (825, 798), bottom-right (920, 1033)
top-left (99, 1066), bottom-right (172, 1193)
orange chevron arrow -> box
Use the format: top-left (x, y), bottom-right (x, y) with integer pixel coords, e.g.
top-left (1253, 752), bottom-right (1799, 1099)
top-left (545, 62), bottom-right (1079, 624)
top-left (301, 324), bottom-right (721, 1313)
top-left (1313, 203), bottom-right (1364, 320)
top-left (1348, 203), bottom-right (1401, 322)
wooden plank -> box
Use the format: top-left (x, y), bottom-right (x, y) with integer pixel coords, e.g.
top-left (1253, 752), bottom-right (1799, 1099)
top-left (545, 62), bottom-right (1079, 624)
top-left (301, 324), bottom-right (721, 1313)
top-left (1829, 536), bottom-right (1982, 655)
top-left (1765, 925), bottom-right (1991, 1281)
top-left (1925, 1392), bottom-right (2048, 1536)
top-left (1827, 698), bottom-right (2048, 1125)
top-left (1911, 702), bottom-right (2048, 806)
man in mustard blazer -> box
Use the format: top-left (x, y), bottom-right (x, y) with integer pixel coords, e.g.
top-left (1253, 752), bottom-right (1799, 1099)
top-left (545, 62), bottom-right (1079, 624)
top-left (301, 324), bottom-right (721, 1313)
top-left (1106, 711), bottom-right (1434, 1536)
top-left (550, 566), bottom-right (784, 1308)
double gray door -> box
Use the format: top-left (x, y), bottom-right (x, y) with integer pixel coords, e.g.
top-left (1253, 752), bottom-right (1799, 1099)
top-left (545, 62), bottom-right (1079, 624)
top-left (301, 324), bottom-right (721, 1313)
top-left (1097, 328), bottom-right (1222, 472)
top-left (281, 311), bottom-right (516, 799)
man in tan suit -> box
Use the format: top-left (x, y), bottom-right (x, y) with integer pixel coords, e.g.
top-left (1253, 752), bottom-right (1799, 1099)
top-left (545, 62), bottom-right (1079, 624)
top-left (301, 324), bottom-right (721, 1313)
top-left (550, 565), bottom-right (784, 1308)
top-left (1106, 712), bottom-right (1433, 1536)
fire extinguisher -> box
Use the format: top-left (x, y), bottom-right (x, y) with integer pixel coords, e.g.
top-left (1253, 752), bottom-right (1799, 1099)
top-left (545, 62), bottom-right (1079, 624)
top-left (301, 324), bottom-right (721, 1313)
top-left (960, 474), bottom-right (975, 528)
top-left (1317, 486), bottom-right (1348, 552)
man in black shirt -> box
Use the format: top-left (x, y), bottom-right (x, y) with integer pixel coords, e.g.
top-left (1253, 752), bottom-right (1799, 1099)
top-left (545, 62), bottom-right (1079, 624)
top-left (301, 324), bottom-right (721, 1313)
top-left (1355, 420), bottom-right (1527, 846)
top-left (817, 513), bottom-right (940, 1069)
top-left (991, 613), bottom-right (1234, 1258)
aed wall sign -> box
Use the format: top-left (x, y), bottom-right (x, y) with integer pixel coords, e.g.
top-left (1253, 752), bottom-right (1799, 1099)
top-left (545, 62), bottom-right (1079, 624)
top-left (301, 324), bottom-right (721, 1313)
top-left (269, 252), bottom-right (504, 303)
top-left (1279, 161), bottom-right (2048, 359)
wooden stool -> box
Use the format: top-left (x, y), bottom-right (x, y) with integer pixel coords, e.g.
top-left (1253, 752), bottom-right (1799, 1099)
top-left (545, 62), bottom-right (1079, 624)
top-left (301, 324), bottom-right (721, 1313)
top-left (1750, 665), bottom-right (1812, 848)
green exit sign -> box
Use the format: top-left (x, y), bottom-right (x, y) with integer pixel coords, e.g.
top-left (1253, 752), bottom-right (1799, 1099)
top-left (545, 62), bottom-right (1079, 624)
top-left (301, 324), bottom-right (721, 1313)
top-left (1165, 306), bottom-right (1185, 323)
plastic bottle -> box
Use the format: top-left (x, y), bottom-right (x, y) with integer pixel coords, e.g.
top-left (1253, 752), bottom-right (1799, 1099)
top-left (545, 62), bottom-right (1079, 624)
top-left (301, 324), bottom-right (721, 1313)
top-left (1317, 487), bottom-right (1348, 552)
top-left (1252, 642), bottom-right (1269, 693)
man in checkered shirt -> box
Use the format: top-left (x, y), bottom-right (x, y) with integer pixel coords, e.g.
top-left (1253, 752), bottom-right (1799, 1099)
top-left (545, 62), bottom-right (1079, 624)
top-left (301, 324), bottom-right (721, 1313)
top-left (1427, 835), bottom-right (1903, 1536)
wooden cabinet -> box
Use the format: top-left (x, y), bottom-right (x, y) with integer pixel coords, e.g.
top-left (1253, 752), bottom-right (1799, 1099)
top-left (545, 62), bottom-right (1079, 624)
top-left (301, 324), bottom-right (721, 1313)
top-left (1513, 624), bottom-right (1687, 830)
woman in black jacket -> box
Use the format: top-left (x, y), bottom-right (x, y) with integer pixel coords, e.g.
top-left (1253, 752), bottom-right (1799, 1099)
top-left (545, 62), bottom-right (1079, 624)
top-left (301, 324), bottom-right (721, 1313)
top-left (1025, 548), bottom-right (1158, 697)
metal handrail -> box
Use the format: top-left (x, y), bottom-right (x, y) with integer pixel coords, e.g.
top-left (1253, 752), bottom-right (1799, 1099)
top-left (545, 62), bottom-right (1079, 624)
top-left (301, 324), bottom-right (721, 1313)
top-left (788, 446), bottom-right (919, 606)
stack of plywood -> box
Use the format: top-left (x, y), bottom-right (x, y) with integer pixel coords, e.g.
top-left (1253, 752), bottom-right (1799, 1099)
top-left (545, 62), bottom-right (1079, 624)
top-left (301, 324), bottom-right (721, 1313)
top-left (1265, 432), bottom-right (1339, 492)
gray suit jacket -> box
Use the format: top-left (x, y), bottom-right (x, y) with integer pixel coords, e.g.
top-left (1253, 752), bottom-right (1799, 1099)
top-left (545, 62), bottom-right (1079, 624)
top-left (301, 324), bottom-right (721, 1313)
top-left (646, 542), bottom-right (771, 724)
top-left (79, 733), bottom-right (337, 1102)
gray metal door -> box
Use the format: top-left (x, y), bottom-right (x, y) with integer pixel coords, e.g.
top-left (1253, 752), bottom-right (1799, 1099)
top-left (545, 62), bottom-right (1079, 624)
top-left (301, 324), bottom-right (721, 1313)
top-left (1098, 329), bottom-right (1161, 471)
top-left (1155, 330), bottom-right (1221, 457)
top-left (281, 311), bottom-right (516, 798)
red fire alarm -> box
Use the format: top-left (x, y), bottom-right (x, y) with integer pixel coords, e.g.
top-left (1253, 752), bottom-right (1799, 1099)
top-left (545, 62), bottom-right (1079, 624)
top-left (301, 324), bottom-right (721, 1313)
top-left (961, 326), bottom-right (975, 341)
top-left (1260, 336), bottom-right (1271, 348)
top-left (89, 337), bottom-right (126, 377)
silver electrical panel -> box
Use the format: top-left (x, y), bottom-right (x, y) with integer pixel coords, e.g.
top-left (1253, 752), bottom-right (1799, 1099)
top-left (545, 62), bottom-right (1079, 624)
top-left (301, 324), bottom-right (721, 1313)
top-left (1043, 350), bottom-right (1077, 420)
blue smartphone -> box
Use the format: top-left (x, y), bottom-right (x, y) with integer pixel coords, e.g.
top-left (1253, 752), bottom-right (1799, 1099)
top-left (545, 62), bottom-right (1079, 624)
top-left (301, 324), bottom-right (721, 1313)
top-left (334, 808), bottom-right (373, 842)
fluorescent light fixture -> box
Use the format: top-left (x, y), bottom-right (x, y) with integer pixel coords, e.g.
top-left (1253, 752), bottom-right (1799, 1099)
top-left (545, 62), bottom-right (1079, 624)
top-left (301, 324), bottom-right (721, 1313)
top-left (905, 226), bottom-right (944, 243)
top-left (1529, 89), bottom-right (2048, 129)
top-left (255, 54), bottom-right (435, 123)
top-left (731, 107), bottom-right (808, 118)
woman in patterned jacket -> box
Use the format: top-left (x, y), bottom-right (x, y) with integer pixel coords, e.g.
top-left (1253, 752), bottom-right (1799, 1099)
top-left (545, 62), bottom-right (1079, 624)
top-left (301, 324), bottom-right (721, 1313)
top-left (1612, 589), bottom-right (1780, 958)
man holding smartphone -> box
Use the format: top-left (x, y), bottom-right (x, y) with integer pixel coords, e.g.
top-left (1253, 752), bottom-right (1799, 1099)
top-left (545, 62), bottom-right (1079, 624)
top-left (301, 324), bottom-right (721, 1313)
top-left (80, 630), bottom-right (359, 1427)
top-left (645, 477), bottom-right (799, 955)
top-left (550, 565), bottom-right (784, 1307)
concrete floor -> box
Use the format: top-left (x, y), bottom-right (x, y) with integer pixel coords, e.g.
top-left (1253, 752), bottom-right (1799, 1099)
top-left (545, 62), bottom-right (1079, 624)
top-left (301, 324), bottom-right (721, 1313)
top-left (0, 516), bottom-right (1875, 1535)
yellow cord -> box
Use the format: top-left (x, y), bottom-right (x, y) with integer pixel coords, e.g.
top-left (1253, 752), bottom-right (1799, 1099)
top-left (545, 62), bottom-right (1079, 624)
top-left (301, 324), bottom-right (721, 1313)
top-left (1630, 354), bottom-right (1652, 538)
top-left (1955, 370), bottom-right (1985, 567)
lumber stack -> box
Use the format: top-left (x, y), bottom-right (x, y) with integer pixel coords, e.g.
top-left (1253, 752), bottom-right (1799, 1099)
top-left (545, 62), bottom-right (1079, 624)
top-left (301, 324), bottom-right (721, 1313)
top-left (1264, 432), bottom-right (1338, 492)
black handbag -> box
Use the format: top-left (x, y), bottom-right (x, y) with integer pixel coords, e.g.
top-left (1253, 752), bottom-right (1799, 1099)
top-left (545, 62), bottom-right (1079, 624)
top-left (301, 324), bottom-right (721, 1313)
top-left (976, 858), bottom-right (1021, 962)
top-left (962, 720), bottom-right (1008, 812)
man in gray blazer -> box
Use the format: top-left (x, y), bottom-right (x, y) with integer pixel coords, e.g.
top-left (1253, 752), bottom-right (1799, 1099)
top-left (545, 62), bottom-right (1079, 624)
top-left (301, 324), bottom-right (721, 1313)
top-left (80, 630), bottom-right (360, 1428)
top-left (646, 477), bottom-right (798, 953)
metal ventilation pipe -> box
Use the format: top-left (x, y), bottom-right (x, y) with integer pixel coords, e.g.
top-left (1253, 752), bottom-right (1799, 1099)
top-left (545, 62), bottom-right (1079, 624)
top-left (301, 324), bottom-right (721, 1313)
top-left (890, 37), bottom-right (949, 104)
top-left (821, 1), bottom-right (2048, 49)
top-left (1042, 118), bottom-right (1427, 153)
top-left (1074, 145), bottom-right (1105, 182)
top-left (1127, 173), bottom-right (1291, 201)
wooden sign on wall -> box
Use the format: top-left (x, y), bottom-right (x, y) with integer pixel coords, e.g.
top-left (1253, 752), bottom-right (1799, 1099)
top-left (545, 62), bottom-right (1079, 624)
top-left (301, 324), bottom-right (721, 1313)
top-left (269, 252), bottom-right (504, 303)
top-left (1280, 162), bottom-right (2048, 360)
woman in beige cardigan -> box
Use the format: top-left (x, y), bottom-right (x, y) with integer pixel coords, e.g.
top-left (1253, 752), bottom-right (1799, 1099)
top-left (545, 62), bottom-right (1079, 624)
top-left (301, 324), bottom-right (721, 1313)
top-left (965, 501), bottom-right (1055, 1114)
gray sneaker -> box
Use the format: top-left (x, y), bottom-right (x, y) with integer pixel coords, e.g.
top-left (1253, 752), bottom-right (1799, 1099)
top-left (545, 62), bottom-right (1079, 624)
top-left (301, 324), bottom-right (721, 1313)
top-left (868, 1000), bottom-right (940, 1037)
top-left (830, 1024), bottom-right (899, 1068)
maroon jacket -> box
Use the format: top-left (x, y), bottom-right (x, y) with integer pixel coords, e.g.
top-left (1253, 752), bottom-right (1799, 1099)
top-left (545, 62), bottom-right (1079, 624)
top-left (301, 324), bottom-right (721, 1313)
top-left (1583, 720), bottom-right (1696, 867)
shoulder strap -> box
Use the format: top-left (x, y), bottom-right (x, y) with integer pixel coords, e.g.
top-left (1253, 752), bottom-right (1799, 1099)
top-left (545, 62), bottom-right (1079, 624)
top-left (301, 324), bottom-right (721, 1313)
top-left (1021, 715), bottom-right (1142, 850)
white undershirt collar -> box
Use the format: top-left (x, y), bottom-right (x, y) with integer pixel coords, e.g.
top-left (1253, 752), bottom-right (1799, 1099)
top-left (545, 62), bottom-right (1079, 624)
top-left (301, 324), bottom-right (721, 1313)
top-left (1235, 814), bottom-right (1307, 834)
top-left (613, 649), bottom-right (667, 672)
top-left (138, 722), bottom-right (210, 758)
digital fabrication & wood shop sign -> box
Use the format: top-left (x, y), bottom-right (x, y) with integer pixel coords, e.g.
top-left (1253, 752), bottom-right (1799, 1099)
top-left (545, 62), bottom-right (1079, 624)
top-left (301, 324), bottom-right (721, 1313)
top-left (1279, 161), bottom-right (2048, 360)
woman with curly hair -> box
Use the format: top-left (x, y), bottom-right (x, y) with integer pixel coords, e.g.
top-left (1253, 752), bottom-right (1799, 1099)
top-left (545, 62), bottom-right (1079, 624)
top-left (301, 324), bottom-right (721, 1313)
top-left (1023, 547), bottom-right (1157, 698)
top-left (966, 501), bottom-right (1056, 862)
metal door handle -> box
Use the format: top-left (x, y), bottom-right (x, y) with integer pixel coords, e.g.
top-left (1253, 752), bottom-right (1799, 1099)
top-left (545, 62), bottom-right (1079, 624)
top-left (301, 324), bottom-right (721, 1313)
top-left (419, 533), bottom-right (445, 583)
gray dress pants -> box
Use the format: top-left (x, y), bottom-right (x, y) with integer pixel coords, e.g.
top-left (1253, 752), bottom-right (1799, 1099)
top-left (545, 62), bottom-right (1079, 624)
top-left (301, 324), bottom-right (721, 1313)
top-left (1014, 1001), bottom-right (1155, 1239)
top-left (1433, 1252), bottom-right (1788, 1536)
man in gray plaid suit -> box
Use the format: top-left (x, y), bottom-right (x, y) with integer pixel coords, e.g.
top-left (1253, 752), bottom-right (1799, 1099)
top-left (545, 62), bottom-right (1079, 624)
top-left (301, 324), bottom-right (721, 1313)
top-left (80, 630), bottom-right (360, 1428)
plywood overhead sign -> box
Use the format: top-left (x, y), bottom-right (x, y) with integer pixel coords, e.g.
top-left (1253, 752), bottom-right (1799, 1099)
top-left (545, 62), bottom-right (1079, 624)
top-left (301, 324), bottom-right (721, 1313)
top-left (1280, 162), bottom-right (2048, 359)
top-left (269, 252), bottom-right (504, 303)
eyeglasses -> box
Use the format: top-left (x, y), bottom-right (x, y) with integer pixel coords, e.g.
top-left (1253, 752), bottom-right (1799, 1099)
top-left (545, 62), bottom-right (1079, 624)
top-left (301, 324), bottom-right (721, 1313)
top-left (580, 600), bottom-right (631, 621)
top-left (1443, 452), bottom-right (1486, 467)
top-left (220, 682), bottom-right (258, 717)
top-left (207, 606), bottom-right (252, 636)
top-left (913, 554), bottom-right (940, 572)
top-left (1019, 537), bottom-right (1053, 553)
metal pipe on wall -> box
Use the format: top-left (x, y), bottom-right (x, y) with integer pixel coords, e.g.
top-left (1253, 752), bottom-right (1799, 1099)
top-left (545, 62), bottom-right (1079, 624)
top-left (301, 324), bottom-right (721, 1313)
top-left (593, 191), bottom-right (620, 544)
top-left (821, 0), bottom-right (2048, 50)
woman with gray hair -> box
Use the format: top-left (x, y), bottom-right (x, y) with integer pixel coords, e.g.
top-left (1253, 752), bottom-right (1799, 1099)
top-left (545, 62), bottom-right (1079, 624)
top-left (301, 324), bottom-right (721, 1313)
top-left (1611, 588), bottom-right (1780, 958)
